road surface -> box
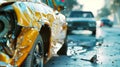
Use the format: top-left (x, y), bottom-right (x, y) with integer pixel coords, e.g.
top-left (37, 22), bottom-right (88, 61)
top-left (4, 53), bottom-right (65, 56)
top-left (44, 25), bottom-right (120, 67)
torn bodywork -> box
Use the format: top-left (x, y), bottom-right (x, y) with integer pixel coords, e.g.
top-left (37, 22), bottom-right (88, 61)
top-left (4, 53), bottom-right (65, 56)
top-left (0, 1), bottom-right (67, 67)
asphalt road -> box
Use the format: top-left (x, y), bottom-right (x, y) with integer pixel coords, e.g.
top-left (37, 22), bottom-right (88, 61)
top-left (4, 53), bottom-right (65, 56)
top-left (44, 25), bottom-right (120, 67)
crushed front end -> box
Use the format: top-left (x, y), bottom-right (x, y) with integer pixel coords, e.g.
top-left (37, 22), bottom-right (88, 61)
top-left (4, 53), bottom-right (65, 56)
top-left (0, 1), bottom-right (41, 66)
top-left (0, 2), bottom-right (20, 66)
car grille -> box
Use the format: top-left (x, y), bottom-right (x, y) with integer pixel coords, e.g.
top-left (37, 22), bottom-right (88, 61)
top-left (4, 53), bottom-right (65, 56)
top-left (72, 22), bottom-right (88, 27)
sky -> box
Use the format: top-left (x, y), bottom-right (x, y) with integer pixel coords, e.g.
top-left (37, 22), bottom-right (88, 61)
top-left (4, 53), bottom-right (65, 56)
top-left (77, 0), bottom-right (105, 16)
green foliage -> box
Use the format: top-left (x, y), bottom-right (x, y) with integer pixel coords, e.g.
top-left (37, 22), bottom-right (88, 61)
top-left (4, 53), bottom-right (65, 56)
top-left (98, 7), bottom-right (111, 17)
top-left (114, 0), bottom-right (120, 5)
top-left (64, 0), bottom-right (78, 13)
top-left (110, 0), bottom-right (120, 13)
top-left (64, 0), bottom-right (78, 9)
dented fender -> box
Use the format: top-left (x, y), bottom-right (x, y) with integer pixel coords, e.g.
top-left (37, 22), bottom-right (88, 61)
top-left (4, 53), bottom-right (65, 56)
top-left (0, 1), bottom-right (67, 67)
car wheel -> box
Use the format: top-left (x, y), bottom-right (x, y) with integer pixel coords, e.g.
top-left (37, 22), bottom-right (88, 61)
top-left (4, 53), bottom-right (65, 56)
top-left (67, 29), bottom-right (72, 34)
top-left (22, 35), bottom-right (44, 67)
top-left (57, 37), bottom-right (68, 55)
top-left (109, 25), bottom-right (113, 27)
top-left (92, 30), bottom-right (96, 36)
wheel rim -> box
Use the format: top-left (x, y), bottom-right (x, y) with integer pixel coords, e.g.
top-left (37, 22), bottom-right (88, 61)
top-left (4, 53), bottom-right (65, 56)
top-left (33, 41), bottom-right (43, 67)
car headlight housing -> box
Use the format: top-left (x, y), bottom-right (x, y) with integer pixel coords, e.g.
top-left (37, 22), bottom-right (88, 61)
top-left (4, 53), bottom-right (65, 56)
top-left (0, 3), bottom-right (19, 38)
top-left (89, 22), bottom-right (96, 27)
top-left (0, 16), bottom-right (9, 37)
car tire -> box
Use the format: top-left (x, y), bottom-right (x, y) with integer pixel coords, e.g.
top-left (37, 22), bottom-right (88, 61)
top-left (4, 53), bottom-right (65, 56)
top-left (67, 29), bottom-right (72, 34)
top-left (57, 37), bottom-right (68, 55)
top-left (109, 24), bottom-right (113, 27)
top-left (92, 30), bottom-right (96, 36)
top-left (21, 35), bottom-right (44, 67)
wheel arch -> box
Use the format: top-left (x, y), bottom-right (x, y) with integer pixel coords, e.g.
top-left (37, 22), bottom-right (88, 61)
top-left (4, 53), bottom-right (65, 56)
top-left (39, 24), bottom-right (51, 61)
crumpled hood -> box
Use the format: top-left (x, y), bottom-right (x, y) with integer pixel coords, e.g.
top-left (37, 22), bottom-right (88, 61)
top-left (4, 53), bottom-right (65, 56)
top-left (11, 1), bottom-right (55, 30)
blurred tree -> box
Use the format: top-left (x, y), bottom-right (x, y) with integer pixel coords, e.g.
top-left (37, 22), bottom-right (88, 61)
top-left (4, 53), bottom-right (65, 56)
top-left (110, 0), bottom-right (120, 13)
top-left (42, 0), bottom-right (78, 16)
top-left (64, 0), bottom-right (78, 16)
top-left (98, 7), bottom-right (111, 17)
top-left (110, 0), bottom-right (120, 24)
top-left (64, 0), bottom-right (78, 9)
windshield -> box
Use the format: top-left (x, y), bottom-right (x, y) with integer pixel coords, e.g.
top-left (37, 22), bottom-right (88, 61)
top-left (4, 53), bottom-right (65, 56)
top-left (69, 11), bottom-right (94, 18)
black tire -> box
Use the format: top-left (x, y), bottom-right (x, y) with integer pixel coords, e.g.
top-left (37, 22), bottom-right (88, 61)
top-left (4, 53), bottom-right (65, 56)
top-left (109, 25), bottom-right (113, 27)
top-left (67, 30), bottom-right (72, 34)
top-left (57, 37), bottom-right (68, 55)
top-left (92, 30), bottom-right (96, 36)
top-left (22, 35), bottom-right (44, 67)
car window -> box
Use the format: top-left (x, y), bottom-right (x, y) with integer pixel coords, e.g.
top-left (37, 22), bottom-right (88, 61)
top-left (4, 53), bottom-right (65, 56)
top-left (69, 11), bottom-right (94, 18)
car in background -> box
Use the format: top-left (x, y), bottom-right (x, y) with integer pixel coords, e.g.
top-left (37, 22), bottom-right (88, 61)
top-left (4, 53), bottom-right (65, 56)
top-left (67, 11), bottom-right (96, 35)
top-left (100, 18), bottom-right (113, 27)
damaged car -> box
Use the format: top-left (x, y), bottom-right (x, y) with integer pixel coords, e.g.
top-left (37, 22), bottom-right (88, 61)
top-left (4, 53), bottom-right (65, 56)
top-left (0, 0), bottom-right (67, 67)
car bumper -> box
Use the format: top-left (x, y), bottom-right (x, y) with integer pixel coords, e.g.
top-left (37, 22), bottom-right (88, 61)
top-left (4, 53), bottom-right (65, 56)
top-left (68, 26), bottom-right (96, 31)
